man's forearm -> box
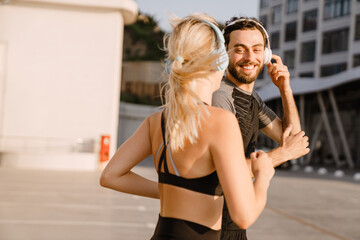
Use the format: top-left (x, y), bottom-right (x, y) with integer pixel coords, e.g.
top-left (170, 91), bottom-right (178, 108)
top-left (248, 147), bottom-right (288, 176)
top-left (267, 146), bottom-right (288, 167)
top-left (280, 88), bottom-right (301, 134)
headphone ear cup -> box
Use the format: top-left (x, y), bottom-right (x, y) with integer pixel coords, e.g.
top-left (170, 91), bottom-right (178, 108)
top-left (264, 47), bottom-right (272, 65)
top-left (213, 45), bottom-right (229, 71)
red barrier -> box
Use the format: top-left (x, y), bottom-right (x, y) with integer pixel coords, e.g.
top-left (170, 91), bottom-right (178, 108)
top-left (99, 135), bottom-right (110, 163)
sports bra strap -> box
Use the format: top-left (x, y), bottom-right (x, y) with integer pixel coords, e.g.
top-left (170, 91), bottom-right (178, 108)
top-left (158, 111), bottom-right (169, 173)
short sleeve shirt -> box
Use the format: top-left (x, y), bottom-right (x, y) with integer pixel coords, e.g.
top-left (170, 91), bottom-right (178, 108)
top-left (212, 77), bottom-right (277, 157)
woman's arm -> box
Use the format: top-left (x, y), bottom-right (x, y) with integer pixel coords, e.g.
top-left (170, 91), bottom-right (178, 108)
top-left (100, 117), bottom-right (159, 199)
top-left (210, 110), bottom-right (274, 229)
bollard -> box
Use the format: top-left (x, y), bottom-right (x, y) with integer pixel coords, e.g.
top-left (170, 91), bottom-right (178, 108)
top-left (99, 135), bottom-right (110, 169)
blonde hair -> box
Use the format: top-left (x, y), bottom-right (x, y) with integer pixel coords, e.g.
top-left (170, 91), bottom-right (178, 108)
top-left (162, 13), bottom-right (222, 151)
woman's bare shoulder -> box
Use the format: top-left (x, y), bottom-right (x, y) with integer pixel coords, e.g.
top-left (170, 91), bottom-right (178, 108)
top-left (203, 106), bottom-right (239, 136)
top-left (207, 106), bottom-right (237, 124)
top-left (146, 111), bottom-right (163, 131)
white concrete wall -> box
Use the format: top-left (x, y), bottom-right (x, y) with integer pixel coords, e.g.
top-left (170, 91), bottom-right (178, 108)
top-left (0, 0), bottom-right (138, 170)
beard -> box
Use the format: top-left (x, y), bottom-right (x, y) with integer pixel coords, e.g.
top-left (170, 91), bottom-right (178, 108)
top-left (227, 61), bottom-right (263, 84)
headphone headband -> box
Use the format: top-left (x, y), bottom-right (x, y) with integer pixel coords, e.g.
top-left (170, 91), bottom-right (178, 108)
top-left (200, 19), bottom-right (225, 46)
top-left (223, 18), bottom-right (270, 48)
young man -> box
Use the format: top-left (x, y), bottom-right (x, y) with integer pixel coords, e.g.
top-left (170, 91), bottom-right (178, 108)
top-left (212, 17), bottom-right (310, 240)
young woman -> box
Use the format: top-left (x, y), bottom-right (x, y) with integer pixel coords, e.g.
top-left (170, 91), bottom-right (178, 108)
top-left (100, 13), bottom-right (275, 240)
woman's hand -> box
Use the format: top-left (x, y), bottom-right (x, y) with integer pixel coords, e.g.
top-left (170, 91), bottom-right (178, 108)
top-left (250, 150), bottom-right (274, 182)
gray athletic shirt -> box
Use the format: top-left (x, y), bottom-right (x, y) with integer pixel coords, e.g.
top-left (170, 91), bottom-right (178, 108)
top-left (212, 77), bottom-right (277, 157)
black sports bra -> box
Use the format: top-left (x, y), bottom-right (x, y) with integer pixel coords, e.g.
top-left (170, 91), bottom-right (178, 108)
top-left (156, 111), bottom-right (223, 196)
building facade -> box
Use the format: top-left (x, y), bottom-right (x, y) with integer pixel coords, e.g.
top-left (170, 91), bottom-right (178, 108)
top-left (0, 0), bottom-right (138, 170)
top-left (257, 0), bottom-right (360, 170)
top-left (258, 0), bottom-right (360, 80)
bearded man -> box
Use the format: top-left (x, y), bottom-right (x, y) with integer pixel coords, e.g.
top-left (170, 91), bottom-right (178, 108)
top-left (212, 17), bottom-right (309, 240)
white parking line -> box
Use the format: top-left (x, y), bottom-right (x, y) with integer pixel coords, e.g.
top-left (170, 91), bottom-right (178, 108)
top-left (0, 219), bottom-right (156, 229)
top-left (0, 201), bottom-right (157, 212)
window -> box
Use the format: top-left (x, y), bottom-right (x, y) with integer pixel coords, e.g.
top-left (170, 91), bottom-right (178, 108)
top-left (322, 28), bottom-right (349, 54)
top-left (324, 0), bottom-right (351, 20)
top-left (303, 9), bottom-right (317, 32)
top-left (299, 72), bottom-right (314, 77)
top-left (320, 63), bottom-right (347, 77)
top-left (270, 32), bottom-right (280, 49)
top-left (356, 15), bottom-right (360, 40)
top-left (272, 5), bottom-right (282, 24)
top-left (259, 15), bottom-right (268, 29)
top-left (284, 50), bottom-right (295, 69)
top-left (354, 54), bottom-right (360, 67)
top-left (260, 0), bottom-right (269, 8)
top-left (285, 22), bottom-right (297, 41)
top-left (287, 0), bottom-right (298, 14)
top-left (301, 41), bottom-right (316, 62)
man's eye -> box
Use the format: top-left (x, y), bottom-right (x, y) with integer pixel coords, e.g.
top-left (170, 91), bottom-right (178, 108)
top-left (235, 49), bottom-right (245, 53)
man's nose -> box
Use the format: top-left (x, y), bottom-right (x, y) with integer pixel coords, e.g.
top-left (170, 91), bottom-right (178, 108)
top-left (242, 50), bottom-right (255, 61)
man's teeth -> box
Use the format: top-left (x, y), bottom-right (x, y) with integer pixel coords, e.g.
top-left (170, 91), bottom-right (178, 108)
top-left (241, 65), bottom-right (254, 70)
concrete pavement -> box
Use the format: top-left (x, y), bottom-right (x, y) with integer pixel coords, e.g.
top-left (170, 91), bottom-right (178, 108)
top-left (0, 164), bottom-right (359, 240)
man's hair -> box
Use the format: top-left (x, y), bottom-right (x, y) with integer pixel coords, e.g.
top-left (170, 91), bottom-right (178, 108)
top-left (222, 17), bottom-right (268, 48)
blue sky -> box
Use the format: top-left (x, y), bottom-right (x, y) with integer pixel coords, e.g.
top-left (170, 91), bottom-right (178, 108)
top-left (134, 0), bottom-right (260, 32)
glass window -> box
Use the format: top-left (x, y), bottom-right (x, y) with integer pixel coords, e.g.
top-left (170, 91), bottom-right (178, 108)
top-left (285, 22), bottom-right (297, 41)
top-left (301, 41), bottom-right (316, 62)
top-left (284, 50), bottom-right (295, 69)
top-left (322, 28), bottom-right (349, 54)
top-left (270, 32), bottom-right (280, 49)
top-left (272, 5), bottom-right (282, 24)
top-left (355, 15), bottom-right (360, 41)
top-left (303, 9), bottom-right (317, 32)
top-left (299, 72), bottom-right (314, 77)
top-left (354, 54), bottom-right (360, 67)
top-left (287, 0), bottom-right (298, 14)
top-left (320, 63), bottom-right (347, 76)
top-left (260, 0), bottom-right (269, 8)
top-left (324, 0), bottom-right (351, 20)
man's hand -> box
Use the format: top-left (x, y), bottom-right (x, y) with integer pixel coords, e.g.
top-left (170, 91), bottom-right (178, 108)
top-left (280, 124), bottom-right (310, 162)
top-left (267, 55), bottom-right (291, 92)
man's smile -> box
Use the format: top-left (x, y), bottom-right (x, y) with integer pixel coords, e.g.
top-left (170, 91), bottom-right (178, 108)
top-left (237, 63), bottom-right (259, 72)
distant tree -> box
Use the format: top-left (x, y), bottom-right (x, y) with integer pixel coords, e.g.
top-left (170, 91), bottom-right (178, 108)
top-left (123, 12), bottom-right (166, 61)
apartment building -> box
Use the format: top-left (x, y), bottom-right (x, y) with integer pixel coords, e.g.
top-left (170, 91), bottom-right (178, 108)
top-left (256, 0), bottom-right (360, 169)
top-left (258, 0), bottom-right (360, 79)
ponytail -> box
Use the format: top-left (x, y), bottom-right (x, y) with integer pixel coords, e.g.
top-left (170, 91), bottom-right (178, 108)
top-left (162, 14), bottom-right (221, 150)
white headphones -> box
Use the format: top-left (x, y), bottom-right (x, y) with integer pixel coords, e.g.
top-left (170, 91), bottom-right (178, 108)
top-left (223, 18), bottom-right (272, 64)
top-left (166, 19), bottom-right (229, 74)
top-left (200, 19), bottom-right (229, 71)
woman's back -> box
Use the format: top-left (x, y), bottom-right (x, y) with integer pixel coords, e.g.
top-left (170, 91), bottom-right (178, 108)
top-left (148, 106), bottom-right (238, 230)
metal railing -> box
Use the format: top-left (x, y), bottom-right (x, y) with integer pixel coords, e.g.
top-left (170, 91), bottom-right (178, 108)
top-left (0, 136), bottom-right (98, 154)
